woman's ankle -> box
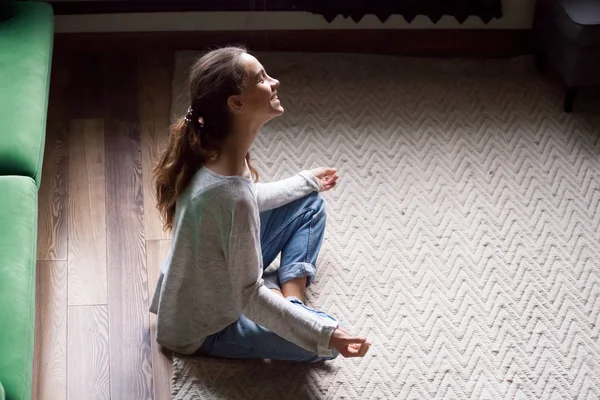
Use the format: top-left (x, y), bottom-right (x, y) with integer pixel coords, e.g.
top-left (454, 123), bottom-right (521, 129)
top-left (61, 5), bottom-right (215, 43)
top-left (281, 277), bottom-right (307, 303)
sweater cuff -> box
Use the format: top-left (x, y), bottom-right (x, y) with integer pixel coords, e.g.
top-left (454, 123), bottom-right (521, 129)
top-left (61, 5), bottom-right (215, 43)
top-left (317, 319), bottom-right (338, 357)
top-left (298, 170), bottom-right (321, 192)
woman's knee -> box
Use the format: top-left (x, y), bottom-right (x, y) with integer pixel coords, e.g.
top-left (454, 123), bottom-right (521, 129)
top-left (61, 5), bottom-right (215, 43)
top-left (290, 192), bottom-right (326, 222)
top-left (305, 191), bottom-right (325, 216)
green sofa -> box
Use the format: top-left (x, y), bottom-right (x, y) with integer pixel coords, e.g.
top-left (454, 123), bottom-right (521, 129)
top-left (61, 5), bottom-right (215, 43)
top-left (0, 2), bottom-right (54, 399)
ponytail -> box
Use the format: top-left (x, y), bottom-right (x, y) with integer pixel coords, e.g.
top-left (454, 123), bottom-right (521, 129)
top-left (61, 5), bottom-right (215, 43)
top-left (154, 118), bottom-right (259, 232)
top-left (154, 118), bottom-right (211, 231)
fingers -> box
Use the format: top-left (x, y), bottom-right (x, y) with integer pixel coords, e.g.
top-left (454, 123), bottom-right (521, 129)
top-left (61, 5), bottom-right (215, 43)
top-left (357, 342), bottom-right (371, 357)
top-left (339, 337), bottom-right (366, 358)
top-left (341, 341), bottom-right (370, 358)
top-left (312, 167), bottom-right (337, 179)
top-left (322, 182), bottom-right (337, 191)
top-left (340, 334), bottom-right (369, 358)
top-left (320, 167), bottom-right (337, 177)
top-left (344, 337), bottom-right (367, 345)
top-left (341, 347), bottom-right (361, 357)
top-left (330, 327), bottom-right (371, 358)
top-left (320, 174), bottom-right (339, 191)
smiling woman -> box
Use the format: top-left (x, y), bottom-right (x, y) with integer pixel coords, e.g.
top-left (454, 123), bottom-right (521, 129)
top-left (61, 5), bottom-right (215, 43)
top-left (236, 57), bottom-right (285, 119)
top-left (150, 46), bottom-right (371, 363)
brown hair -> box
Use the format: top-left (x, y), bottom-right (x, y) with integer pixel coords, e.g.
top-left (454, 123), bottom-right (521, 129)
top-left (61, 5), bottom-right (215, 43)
top-left (153, 46), bottom-right (259, 231)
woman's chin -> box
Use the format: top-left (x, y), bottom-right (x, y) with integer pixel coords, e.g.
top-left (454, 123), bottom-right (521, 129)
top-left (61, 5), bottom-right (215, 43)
top-left (270, 99), bottom-right (284, 113)
top-left (262, 107), bottom-right (284, 124)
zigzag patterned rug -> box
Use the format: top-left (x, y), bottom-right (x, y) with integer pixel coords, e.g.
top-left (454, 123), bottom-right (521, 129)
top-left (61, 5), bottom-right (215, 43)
top-left (169, 52), bottom-right (600, 399)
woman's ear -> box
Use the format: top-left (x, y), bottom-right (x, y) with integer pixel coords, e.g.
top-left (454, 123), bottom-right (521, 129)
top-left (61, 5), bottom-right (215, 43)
top-left (227, 94), bottom-right (245, 114)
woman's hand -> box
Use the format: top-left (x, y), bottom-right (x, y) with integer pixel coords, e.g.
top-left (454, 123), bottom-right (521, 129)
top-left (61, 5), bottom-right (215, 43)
top-left (330, 326), bottom-right (371, 358)
top-left (310, 167), bottom-right (339, 192)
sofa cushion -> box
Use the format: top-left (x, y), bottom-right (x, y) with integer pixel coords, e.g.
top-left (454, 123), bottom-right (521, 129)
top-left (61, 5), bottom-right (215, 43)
top-left (0, 2), bottom-right (54, 188)
top-left (0, 176), bottom-right (38, 400)
top-left (556, 0), bottom-right (600, 46)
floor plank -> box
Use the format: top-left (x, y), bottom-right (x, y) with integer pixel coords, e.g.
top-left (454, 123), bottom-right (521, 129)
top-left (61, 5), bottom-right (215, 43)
top-left (68, 119), bottom-right (107, 306)
top-left (105, 54), bottom-right (154, 400)
top-left (37, 55), bottom-right (70, 261)
top-left (69, 53), bottom-right (106, 119)
top-left (33, 261), bottom-right (68, 400)
top-left (106, 119), bottom-right (154, 400)
top-left (105, 53), bottom-right (139, 121)
top-left (138, 53), bottom-right (174, 241)
top-left (67, 305), bottom-right (111, 400)
top-left (146, 240), bottom-right (173, 400)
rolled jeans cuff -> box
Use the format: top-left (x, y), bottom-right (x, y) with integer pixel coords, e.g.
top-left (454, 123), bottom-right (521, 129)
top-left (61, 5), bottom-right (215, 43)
top-left (279, 262), bottom-right (317, 287)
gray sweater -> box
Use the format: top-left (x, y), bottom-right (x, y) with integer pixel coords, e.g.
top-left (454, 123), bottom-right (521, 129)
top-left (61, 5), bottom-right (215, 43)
top-left (149, 167), bottom-right (338, 357)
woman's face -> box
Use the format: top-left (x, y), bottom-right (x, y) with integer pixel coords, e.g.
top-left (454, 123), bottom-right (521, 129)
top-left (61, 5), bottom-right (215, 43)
top-left (235, 53), bottom-right (284, 120)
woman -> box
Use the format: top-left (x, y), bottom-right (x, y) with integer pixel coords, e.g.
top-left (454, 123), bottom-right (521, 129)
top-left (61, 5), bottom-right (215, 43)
top-left (150, 46), bottom-right (370, 362)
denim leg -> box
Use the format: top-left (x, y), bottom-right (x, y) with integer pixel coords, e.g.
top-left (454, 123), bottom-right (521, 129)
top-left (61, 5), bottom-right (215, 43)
top-left (198, 193), bottom-right (337, 362)
top-left (260, 192), bottom-right (326, 287)
top-left (199, 297), bottom-right (339, 362)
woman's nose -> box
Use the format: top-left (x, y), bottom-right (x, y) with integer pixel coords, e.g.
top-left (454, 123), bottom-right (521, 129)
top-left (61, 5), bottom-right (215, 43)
top-left (271, 78), bottom-right (280, 90)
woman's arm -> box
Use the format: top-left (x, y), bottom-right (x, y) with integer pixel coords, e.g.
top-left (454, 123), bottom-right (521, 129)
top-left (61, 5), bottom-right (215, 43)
top-left (255, 168), bottom-right (339, 211)
top-left (255, 170), bottom-right (320, 211)
top-left (225, 188), bottom-right (338, 356)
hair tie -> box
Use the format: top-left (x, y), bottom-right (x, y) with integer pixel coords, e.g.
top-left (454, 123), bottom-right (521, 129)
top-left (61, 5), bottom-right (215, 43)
top-left (184, 106), bottom-right (194, 123)
top-left (184, 106), bottom-right (205, 127)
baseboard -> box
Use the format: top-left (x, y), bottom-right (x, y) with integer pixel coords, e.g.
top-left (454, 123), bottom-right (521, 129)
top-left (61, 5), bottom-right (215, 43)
top-left (49, 0), bottom-right (296, 14)
top-left (54, 29), bottom-right (533, 57)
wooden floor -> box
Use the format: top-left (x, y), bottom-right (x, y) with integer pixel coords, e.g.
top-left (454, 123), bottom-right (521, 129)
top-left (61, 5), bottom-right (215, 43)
top-left (33, 51), bottom-right (175, 400)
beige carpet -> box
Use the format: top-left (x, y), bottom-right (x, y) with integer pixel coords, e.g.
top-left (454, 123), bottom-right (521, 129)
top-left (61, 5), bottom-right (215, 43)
top-left (169, 51), bottom-right (600, 399)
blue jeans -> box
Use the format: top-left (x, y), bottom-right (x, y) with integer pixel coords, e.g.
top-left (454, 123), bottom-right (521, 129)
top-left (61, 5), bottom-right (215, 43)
top-left (199, 192), bottom-right (339, 362)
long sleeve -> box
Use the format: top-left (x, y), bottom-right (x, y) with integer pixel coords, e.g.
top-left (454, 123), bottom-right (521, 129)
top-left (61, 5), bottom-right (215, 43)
top-left (255, 170), bottom-right (320, 211)
top-left (225, 189), bottom-right (337, 357)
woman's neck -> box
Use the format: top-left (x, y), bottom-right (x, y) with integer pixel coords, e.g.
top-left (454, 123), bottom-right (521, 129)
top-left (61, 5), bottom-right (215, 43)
top-left (206, 117), bottom-right (260, 177)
